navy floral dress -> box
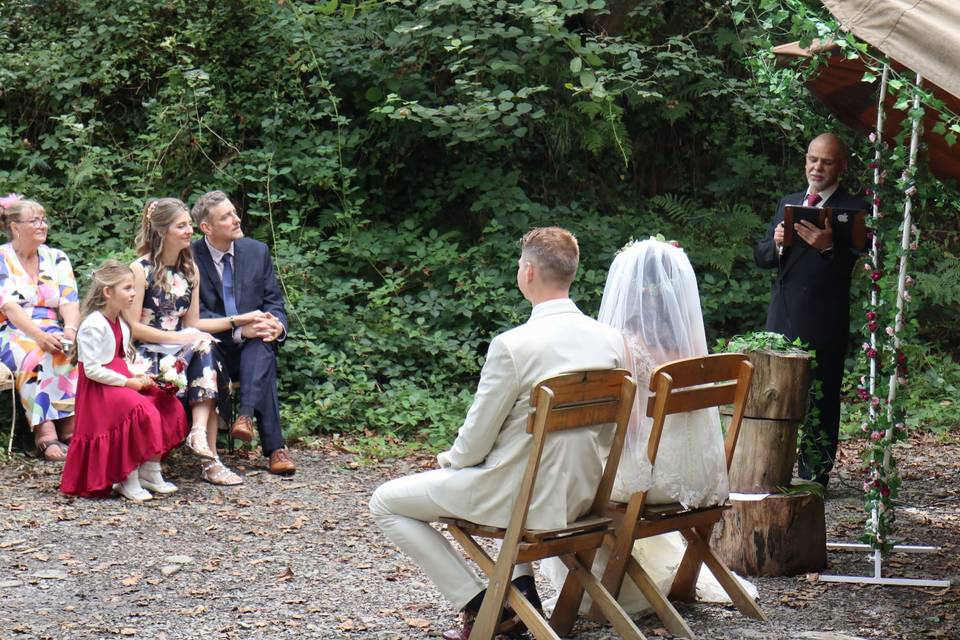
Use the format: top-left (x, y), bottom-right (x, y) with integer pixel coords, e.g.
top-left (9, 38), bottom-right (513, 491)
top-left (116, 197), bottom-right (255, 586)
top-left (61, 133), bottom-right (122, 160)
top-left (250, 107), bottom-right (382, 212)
top-left (135, 258), bottom-right (230, 418)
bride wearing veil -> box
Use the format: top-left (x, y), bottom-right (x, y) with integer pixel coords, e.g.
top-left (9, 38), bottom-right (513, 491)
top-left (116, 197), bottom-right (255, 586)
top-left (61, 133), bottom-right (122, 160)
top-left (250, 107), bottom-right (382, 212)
top-left (541, 238), bottom-right (755, 613)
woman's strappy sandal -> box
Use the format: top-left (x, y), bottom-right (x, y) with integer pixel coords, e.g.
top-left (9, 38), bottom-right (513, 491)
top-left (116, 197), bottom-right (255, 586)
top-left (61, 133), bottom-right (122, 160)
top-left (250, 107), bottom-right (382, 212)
top-left (201, 459), bottom-right (243, 486)
top-left (184, 426), bottom-right (216, 460)
top-left (36, 439), bottom-right (68, 462)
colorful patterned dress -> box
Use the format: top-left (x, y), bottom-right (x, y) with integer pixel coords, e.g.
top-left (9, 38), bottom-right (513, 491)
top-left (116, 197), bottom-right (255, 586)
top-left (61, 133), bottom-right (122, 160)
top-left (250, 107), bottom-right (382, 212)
top-left (0, 243), bottom-right (79, 427)
top-left (134, 258), bottom-right (229, 418)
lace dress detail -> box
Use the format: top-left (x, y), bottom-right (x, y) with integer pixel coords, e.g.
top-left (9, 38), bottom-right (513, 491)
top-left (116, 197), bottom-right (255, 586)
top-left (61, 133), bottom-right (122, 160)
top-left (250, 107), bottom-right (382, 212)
top-left (611, 336), bottom-right (729, 508)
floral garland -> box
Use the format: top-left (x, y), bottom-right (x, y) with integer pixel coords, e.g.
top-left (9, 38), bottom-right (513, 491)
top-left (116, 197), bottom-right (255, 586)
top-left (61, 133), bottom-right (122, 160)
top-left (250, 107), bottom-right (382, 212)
top-left (855, 121), bottom-right (920, 555)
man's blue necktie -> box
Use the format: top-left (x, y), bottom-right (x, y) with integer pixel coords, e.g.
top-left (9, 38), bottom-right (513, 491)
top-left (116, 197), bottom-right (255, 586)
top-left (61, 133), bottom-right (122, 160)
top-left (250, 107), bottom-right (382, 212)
top-left (222, 254), bottom-right (239, 317)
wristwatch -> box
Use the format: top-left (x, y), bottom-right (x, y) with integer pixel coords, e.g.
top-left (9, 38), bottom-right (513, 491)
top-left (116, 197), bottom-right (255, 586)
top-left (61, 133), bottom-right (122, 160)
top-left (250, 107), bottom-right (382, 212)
top-left (229, 315), bottom-right (237, 329)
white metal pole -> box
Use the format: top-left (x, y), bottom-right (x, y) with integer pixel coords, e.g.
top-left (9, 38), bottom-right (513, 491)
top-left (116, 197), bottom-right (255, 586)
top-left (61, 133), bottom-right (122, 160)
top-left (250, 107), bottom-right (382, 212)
top-left (868, 65), bottom-right (889, 414)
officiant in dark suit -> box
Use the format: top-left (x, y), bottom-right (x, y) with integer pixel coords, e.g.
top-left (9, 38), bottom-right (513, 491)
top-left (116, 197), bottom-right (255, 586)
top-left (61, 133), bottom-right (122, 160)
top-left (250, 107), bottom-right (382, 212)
top-left (191, 191), bottom-right (295, 475)
top-left (755, 133), bottom-right (868, 486)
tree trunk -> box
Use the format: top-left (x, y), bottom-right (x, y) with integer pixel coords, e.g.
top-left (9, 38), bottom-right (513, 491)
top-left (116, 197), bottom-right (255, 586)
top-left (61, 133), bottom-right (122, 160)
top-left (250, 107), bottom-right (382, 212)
top-left (726, 417), bottom-right (799, 493)
top-left (726, 348), bottom-right (812, 492)
top-left (712, 491), bottom-right (827, 576)
top-left (741, 349), bottom-right (811, 420)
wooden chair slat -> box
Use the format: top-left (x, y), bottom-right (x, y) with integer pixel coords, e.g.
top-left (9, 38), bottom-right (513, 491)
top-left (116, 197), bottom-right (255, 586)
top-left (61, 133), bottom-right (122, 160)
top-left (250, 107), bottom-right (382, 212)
top-left (522, 515), bottom-right (611, 541)
top-left (515, 530), bottom-right (609, 564)
top-left (647, 353), bottom-right (749, 389)
top-left (644, 382), bottom-right (738, 416)
top-left (533, 402), bottom-right (621, 433)
top-left (532, 369), bottom-right (630, 406)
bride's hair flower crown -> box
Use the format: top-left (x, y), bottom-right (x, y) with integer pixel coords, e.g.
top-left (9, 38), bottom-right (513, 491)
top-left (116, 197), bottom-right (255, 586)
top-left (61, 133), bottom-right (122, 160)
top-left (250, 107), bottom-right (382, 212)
top-left (617, 234), bottom-right (683, 255)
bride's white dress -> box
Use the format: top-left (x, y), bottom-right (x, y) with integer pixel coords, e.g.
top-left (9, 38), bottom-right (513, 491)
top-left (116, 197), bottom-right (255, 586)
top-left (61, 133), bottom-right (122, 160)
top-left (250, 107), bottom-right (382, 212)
top-left (540, 239), bottom-right (757, 615)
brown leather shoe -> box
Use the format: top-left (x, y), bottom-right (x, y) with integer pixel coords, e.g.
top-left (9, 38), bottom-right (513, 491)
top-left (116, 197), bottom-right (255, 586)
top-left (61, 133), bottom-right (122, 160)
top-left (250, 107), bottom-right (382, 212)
top-left (441, 603), bottom-right (524, 640)
top-left (441, 608), bottom-right (475, 640)
top-left (229, 415), bottom-right (254, 443)
top-left (268, 448), bottom-right (296, 475)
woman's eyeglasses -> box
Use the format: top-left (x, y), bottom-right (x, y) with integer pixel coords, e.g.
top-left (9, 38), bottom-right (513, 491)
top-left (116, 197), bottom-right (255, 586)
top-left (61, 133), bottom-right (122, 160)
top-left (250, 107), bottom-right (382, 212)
top-left (15, 218), bottom-right (48, 228)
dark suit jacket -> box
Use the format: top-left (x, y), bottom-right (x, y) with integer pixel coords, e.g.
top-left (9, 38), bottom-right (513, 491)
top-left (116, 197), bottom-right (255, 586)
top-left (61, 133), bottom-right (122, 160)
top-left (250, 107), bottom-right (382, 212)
top-left (192, 237), bottom-right (288, 346)
top-left (754, 184), bottom-right (869, 353)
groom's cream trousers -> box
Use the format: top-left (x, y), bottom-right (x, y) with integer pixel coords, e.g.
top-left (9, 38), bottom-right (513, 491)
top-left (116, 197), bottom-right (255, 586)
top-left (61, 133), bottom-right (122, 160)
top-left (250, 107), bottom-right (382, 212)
top-left (369, 469), bottom-right (533, 610)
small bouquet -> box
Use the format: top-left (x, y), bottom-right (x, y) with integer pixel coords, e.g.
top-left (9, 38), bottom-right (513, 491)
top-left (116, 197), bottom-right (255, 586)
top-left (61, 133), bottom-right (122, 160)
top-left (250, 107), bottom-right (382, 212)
top-left (157, 354), bottom-right (188, 394)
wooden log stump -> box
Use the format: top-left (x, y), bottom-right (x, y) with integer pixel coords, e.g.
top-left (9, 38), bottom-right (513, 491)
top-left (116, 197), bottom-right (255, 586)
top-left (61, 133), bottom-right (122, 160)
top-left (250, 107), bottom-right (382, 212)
top-left (739, 349), bottom-right (812, 420)
top-left (727, 348), bottom-right (812, 493)
top-left (724, 416), bottom-right (800, 492)
top-left (712, 491), bottom-right (827, 576)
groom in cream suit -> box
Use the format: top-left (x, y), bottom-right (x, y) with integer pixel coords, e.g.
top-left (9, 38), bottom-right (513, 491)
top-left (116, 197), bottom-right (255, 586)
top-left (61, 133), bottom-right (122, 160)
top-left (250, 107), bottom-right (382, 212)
top-left (370, 227), bottom-right (626, 640)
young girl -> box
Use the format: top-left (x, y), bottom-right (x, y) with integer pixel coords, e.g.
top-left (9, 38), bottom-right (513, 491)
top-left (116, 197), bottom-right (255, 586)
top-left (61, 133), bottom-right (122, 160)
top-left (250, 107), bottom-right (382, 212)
top-left (60, 260), bottom-right (187, 501)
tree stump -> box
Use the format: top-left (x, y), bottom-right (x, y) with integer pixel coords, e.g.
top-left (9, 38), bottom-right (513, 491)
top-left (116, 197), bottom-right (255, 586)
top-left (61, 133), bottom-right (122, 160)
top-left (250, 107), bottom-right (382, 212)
top-left (712, 491), bottom-right (827, 576)
top-left (727, 349), bottom-right (812, 493)
top-left (724, 417), bottom-right (799, 492)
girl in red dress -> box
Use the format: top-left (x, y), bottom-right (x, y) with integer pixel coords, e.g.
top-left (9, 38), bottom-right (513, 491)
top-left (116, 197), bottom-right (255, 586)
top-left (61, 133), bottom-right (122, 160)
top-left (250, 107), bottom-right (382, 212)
top-left (60, 260), bottom-right (188, 501)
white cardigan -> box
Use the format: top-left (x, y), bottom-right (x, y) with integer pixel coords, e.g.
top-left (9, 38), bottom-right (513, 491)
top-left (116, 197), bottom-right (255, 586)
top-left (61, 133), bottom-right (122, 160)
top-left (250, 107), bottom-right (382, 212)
top-left (76, 311), bottom-right (132, 387)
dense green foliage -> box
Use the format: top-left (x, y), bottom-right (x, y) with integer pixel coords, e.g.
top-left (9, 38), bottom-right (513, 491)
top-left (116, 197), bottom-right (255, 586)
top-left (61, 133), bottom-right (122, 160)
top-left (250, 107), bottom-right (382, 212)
top-left (1, 0), bottom-right (956, 447)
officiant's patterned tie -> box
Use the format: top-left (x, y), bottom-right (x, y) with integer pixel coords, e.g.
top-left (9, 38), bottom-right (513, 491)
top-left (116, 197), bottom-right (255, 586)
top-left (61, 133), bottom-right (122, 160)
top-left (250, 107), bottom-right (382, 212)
top-left (805, 193), bottom-right (822, 207)
top-left (222, 254), bottom-right (239, 317)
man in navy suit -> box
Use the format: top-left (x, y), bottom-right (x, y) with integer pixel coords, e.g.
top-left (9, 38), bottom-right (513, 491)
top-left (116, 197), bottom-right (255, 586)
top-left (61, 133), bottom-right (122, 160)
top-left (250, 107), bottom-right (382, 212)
top-left (191, 191), bottom-right (295, 475)
top-left (755, 133), bottom-right (868, 487)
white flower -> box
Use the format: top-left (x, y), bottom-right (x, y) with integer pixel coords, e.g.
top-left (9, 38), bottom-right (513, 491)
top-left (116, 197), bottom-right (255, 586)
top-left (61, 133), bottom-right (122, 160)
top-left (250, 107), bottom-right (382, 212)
top-left (160, 315), bottom-right (179, 331)
top-left (190, 366), bottom-right (218, 393)
top-left (169, 273), bottom-right (189, 297)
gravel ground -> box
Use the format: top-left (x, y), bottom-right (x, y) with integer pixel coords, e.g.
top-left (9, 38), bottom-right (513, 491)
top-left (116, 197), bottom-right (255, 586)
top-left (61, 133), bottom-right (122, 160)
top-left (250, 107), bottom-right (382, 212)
top-left (0, 431), bottom-right (957, 640)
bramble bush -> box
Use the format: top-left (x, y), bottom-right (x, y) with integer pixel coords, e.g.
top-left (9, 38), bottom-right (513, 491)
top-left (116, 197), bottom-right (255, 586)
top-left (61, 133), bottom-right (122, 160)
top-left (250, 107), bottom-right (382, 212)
top-left (1, 0), bottom-right (956, 450)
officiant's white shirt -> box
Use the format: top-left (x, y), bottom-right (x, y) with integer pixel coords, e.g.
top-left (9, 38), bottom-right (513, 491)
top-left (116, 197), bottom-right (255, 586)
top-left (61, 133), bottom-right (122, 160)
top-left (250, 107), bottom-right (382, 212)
top-left (430, 298), bottom-right (626, 530)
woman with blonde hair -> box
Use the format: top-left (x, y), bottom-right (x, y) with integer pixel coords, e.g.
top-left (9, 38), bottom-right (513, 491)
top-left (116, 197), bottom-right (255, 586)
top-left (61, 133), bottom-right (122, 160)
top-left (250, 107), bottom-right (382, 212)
top-left (0, 194), bottom-right (79, 460)
top-left (128, 197), bottom-right (261, 486)
top-left (60, 260), bottom-right (186, 501)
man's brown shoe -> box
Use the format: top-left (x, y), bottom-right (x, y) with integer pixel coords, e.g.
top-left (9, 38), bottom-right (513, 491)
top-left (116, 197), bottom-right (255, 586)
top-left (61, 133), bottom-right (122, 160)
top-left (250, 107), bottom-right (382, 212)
top-left (441, 604), bottom-right (523, 640)
top-left (230, 415), bottom-right (254, 443)
top-left (441, 608), bottom-right (475, 640)
top-left (268, 448), bottom-right (296, 475)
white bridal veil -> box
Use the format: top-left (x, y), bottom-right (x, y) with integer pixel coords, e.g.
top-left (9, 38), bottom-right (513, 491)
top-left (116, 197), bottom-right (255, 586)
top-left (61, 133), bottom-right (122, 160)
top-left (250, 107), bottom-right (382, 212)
top-left (540, 239), bottom-right (750, 616)
top-left (599, 239), bottom-right (729, 507)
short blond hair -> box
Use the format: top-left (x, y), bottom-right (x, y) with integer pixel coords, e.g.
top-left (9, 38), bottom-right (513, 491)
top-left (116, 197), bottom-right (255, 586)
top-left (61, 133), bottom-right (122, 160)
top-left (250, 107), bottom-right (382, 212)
top-left (520, 227), bottom-right (579, 287)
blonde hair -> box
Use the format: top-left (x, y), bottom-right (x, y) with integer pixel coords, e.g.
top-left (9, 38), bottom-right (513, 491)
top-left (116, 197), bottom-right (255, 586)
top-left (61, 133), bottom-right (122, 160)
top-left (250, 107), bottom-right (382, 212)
top-left (134, 197), bottom-right (197, 290)
top-left (520, 226), bottom-right (580, 287)
top-left (0, 199), bottom-right (45, 242)
top-left (71, 259), bottom-right (135, 365)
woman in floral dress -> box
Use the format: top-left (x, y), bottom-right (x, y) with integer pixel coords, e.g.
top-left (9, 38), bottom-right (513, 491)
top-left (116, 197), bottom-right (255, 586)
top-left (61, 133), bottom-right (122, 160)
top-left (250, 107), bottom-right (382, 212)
top-left (0, 196), bottom-right (79, 460)
top-left (127, 198), bottom-right (261, 485)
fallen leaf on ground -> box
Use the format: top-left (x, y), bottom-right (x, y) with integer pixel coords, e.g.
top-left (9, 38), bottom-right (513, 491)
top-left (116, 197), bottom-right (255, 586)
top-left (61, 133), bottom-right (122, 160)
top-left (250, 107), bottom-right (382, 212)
top-left (404, 618), bottom-right (430, 629)
top-left (120, 574), bottom-right (141, 587)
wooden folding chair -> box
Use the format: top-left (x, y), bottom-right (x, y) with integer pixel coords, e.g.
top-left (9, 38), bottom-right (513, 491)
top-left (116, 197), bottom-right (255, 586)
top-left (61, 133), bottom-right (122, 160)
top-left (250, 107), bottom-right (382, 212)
top-left (441, 369), bottom-right (645, 640)
top-left (552, 353), bottom-right (764, 639)
top-left (1, 362), bottom-right (16, 454)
